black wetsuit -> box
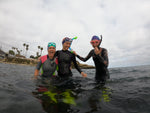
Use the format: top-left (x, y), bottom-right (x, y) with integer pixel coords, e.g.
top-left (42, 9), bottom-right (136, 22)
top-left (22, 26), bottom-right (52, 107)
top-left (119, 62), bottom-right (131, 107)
top-left (55, 50), bottom-right (82, 77)
top-left (77, 47), bottom-right (109, 82)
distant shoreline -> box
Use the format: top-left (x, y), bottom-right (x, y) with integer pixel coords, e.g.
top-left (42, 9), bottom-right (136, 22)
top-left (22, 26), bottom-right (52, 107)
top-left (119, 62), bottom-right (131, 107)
top-left (0, 57), bottom-right (38, 66)
top-left (0, 61), bottom-right (35, 66)
top-left (0, 57), bottom-right (95, 69)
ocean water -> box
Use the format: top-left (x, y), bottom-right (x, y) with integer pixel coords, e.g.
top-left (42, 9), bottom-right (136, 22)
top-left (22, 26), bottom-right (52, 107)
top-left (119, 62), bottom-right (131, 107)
top-left (0, 62), bottom-right (150, 113)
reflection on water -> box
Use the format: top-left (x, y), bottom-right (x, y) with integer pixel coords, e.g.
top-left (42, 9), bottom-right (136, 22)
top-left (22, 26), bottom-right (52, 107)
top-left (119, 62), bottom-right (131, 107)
top-left (32, 77), bottom-right (112, 113)
top-left (100, 87), bottom-right (112, 102)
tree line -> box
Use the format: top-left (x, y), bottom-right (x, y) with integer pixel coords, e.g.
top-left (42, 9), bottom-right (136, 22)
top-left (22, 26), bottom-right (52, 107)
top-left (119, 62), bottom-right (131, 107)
top-left (8, 43), bottom-right (43, 59)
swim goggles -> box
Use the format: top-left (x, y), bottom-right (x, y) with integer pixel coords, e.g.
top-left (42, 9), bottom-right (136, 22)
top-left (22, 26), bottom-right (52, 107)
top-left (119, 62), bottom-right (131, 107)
top-left (47, 42), bottom-right (56, 48)
top-left (62, 37), bottom-right (72, 44)
top-left (90, 40), bottom-right (101, 45)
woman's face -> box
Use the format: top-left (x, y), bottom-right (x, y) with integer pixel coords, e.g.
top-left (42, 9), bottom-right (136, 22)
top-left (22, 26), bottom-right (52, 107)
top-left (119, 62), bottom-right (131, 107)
top-left (90, 40), bottom-right (100, 48)
top-left (63, 41), bottom-right (71, 50)
top-left (48, 46), bottom-right (56, 56)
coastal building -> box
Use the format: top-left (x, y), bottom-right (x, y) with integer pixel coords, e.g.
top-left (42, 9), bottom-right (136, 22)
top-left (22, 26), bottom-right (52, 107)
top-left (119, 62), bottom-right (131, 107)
top-left (0, 49), bottom-right (7, 59)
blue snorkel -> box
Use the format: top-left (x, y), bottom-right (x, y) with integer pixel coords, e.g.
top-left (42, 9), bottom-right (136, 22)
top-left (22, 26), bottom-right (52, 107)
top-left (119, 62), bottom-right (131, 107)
top-left (69, 36), bottom-right (78, 53)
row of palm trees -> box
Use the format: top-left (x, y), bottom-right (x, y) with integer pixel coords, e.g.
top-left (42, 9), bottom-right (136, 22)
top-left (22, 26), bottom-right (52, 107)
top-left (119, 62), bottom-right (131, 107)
top-left (9, 44), bottom-right (44, 58)
top-left (23, 44), bottom-right (44, 58)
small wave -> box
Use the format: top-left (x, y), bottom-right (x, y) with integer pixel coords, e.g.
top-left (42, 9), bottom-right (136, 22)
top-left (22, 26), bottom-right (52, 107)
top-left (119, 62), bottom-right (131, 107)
top-left (123, 97), bottom-right (150, 113)
top-left (108, 77), bottom-right (136, 84)
top-left (137, 76), bottom-right (150, 81)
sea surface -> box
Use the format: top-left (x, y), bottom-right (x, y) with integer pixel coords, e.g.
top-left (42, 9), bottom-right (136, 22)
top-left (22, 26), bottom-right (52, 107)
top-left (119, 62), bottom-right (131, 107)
top-left (0, 62), bottom-right (150, 113)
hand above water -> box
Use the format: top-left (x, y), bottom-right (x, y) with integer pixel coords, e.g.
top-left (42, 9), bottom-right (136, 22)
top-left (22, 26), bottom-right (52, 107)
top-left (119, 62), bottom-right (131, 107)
top-left (94, 47), bottom-right (102, 55)
top-left (81, 72), bottom-right (87, 78)
top-left (31, 75), bottom-right (38, 81)
top-left (72, 51), bottom-right (77, 56)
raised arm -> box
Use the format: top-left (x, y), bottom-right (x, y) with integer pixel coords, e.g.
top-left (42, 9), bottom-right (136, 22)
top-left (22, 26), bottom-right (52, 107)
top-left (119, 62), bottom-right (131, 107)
top-left (75, 50), bottom-right (93, 62)
top-left (72, 54), bottom-right (87, 77)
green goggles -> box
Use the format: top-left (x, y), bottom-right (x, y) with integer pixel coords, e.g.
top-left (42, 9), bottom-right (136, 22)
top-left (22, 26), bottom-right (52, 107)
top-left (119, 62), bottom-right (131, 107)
top-left (47, 42), bottom-right (56, 49)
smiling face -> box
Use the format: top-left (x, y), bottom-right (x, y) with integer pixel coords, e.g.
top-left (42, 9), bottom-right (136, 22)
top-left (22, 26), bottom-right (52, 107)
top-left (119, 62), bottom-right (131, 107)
top-left (63, 41), bottom-right (71, 50)
top-left (48, 46), bottom-right (56, 57)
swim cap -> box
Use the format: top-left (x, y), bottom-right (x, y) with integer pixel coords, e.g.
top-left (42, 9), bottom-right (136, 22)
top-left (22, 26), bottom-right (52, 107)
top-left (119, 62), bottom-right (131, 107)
top-left (91, 35), bottom-right (100, 41)
top-left (62, 37), bottom-right (72, 44)
top-left (47, 42), bottom-right (56, 49)
top-left (91, 35), bottom-right (102, 47)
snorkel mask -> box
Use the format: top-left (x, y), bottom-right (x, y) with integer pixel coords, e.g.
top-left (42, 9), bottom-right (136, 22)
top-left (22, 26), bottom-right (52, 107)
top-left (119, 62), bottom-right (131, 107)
top-left (90, 35), bottom-right (102, 47)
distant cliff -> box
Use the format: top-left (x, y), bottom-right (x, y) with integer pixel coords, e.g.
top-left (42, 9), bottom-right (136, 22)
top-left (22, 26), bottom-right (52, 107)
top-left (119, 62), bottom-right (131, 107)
top-left (1, 57), bottom-right (95, 69)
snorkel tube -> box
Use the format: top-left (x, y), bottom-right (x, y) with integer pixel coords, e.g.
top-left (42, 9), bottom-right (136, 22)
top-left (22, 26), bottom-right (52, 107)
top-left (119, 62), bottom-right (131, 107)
top-left (99, 35), bottom-right (103, 47)
top-left (69, 36), bottom-right (78, 53)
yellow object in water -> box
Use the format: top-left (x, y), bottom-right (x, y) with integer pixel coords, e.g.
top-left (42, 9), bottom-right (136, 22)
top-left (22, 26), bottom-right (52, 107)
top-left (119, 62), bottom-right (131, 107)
top-left (44, 91), bottom-right (57, 103)
top-left (61, 90), bottom-right (76, 106)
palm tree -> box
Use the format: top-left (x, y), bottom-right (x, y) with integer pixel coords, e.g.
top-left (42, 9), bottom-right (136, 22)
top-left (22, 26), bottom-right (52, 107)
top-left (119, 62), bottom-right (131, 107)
top-left (16, 49), bottom-right (22, 55)
top-left (38, 46), bottom-right (40, 53)
top-left (26, 48), bottom-right (28, 58)
top-left (40, 47), bottom-right (43, 56)
top-left (23, 43), bottom-right (26, 56)
top-left (16, 48), bottom-right (19, 55)
top-left (26, 44), bottom-right (29, 58)
top-left (16, 48), bottom-right (18, 51)
top-left (23, 43), bottom-right (26, 47)
top-left (26, 44), bottom-right (29, 48)
top-left (38, 46), bottom-right (40, 49)
top-left (36, 52), bottom-right (39, 58)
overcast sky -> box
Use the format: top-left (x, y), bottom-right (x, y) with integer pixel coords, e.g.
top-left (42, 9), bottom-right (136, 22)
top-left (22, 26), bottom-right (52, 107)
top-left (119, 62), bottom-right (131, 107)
top-left (0, 0), bottom-right (150, 68)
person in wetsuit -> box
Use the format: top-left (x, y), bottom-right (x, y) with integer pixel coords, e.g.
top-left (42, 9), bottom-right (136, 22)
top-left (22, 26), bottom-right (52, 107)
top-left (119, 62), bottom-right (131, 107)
top-left (34, 42), bottom-right (58, 79)
top-left (74, 35), bottom-right (109, 83)
top-left (55, 37), bottom-right (87, 78)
